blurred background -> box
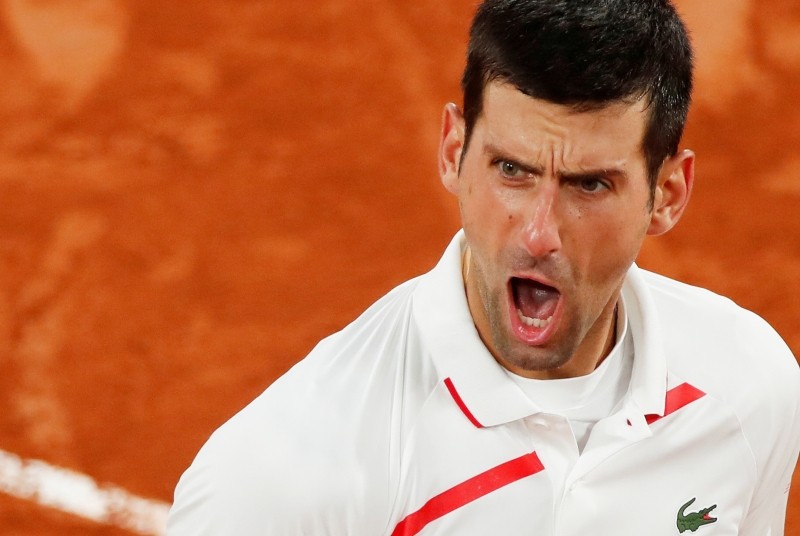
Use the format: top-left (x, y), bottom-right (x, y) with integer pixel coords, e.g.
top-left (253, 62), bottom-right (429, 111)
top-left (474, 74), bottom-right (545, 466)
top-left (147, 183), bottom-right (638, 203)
top-left (0, 0), bottom-right (797, 534)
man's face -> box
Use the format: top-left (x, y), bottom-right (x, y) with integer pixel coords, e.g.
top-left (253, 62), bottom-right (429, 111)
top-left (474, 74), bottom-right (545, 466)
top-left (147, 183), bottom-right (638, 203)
top-left (441, 82), bottom-right (670, 379)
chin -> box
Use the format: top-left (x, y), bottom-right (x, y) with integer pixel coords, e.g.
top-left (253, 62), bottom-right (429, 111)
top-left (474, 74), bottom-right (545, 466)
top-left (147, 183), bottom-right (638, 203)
top-left (500, 341), bottom-right (573, 374)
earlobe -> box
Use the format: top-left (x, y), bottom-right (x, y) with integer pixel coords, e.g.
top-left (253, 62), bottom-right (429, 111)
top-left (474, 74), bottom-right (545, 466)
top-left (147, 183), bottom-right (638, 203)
top-left (438, 103), bottom-right (465, 195)
top-left (647, 149), bottom-right (695, 236)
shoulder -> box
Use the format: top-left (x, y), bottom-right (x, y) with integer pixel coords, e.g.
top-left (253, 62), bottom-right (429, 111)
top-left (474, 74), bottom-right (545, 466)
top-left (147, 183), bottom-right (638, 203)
top-left (636, 268), bottom-right (799, 468)
top-left (637, 268), bottom-right (796, 380)
top-left (168, 277), bottom-right (429, 534)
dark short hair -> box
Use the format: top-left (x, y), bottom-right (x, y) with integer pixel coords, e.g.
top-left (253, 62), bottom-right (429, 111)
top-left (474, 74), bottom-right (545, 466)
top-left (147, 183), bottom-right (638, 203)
top-left (461, 0), bottom-right (694, 193)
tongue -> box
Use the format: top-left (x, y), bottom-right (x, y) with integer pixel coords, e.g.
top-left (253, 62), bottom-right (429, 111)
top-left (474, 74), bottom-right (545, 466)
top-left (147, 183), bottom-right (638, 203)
top-left (513, 278), bottom-right (559, 320)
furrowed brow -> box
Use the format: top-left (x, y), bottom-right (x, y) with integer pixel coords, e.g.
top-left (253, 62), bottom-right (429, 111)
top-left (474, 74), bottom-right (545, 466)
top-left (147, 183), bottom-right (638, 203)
top-left (483, 142), bottom-right (545, 175)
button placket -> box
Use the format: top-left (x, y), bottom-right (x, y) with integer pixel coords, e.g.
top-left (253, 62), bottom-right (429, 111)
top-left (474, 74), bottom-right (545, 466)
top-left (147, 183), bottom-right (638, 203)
top-left (524, 413), bottom-right (580, 536)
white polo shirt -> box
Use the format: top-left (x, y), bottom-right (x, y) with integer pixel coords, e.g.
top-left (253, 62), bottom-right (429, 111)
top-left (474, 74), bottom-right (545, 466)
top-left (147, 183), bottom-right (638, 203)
top-left (168, 231), bottom-right (800, 536)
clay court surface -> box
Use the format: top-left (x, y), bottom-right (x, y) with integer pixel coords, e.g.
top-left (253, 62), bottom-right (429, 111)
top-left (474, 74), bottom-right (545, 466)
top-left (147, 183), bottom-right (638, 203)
top-left (0, 0), bottom-right (798, 534)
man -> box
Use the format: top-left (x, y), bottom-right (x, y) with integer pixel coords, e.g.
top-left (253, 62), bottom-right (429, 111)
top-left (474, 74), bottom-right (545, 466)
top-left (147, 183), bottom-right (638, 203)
top-left (168, 1), bottom-right (800, 534)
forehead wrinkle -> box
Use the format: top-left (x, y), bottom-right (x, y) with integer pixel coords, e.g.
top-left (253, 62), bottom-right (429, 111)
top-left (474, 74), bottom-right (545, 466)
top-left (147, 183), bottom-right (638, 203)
top-left (556, 133), bottom-right (635, 177)
top-left (552, 140), bottom-right (573, 176)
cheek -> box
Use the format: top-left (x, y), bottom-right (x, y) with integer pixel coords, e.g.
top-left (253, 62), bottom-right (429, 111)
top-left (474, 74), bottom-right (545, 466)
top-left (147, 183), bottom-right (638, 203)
top-left (569, 211), bottom-right (648, 284)
top-left (461, 179), bottom-right (511, 230)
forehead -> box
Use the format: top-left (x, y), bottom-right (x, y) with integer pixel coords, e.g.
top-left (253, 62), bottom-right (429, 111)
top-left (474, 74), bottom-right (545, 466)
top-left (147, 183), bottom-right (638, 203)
top-left (476, 82), bottom-right (649, 172)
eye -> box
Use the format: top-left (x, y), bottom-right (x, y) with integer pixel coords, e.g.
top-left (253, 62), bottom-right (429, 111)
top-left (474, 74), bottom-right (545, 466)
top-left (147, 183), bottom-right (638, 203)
top-left (496, 160), bottom-right (523, 179)
top-left (578, 178), bottom-right (609, 193)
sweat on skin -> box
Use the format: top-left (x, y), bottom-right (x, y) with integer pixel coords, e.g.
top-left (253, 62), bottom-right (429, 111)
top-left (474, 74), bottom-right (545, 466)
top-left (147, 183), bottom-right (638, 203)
top-left (438, 81), bottom-right (694, 380)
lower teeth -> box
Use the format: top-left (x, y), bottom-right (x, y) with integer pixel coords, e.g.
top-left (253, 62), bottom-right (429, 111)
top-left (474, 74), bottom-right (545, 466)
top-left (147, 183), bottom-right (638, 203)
top-left (517, 309), bottom-right (552, 328)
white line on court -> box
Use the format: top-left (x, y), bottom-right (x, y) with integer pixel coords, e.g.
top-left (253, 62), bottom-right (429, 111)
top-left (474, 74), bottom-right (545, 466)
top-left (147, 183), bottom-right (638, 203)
top-left (0, 448), bottom-right (170, 535)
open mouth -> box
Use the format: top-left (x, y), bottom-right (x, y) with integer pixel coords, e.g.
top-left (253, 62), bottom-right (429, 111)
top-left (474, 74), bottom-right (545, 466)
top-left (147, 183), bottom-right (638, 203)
top-left (510, 277), bottom-right (561, 331)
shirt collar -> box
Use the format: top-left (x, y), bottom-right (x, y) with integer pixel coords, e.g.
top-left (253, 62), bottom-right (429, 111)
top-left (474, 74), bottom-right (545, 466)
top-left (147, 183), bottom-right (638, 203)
top-left (620, 265), bottom-right (668, 417)
top-left (412, 230), bottom-right (667, 428)
top-left (412, 231), bottom-right (538, 427)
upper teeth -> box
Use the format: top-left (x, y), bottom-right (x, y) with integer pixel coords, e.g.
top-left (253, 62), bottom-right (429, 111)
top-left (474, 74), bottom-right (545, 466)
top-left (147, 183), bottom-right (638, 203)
top-left (517, 309), bottom-right (553, 328)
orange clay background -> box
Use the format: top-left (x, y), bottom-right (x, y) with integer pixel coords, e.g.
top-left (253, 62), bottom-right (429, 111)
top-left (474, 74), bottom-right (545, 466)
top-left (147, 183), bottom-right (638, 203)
top-left (0, 1), bottom-right (798, 534)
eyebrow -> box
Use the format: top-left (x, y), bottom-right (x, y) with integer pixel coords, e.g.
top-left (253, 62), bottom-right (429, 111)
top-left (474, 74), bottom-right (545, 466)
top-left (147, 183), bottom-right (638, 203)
top-left (559, 168), bottom-right (629, 182)
top-left (483, 142), bottom-right (629, 182)
top-left (485, 143), bottom-right (545, 176)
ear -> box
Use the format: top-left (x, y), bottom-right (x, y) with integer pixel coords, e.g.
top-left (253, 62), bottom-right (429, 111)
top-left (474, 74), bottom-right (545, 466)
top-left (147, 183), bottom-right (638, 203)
top-left (438, 103), bottom-right (465, 195)
top-left (647, 149), bottom-right (695, 236)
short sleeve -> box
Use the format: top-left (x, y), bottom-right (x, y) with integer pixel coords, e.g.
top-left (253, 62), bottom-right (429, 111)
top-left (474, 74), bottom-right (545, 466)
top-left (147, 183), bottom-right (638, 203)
top-left (738, 346), bottom-right (800, 536)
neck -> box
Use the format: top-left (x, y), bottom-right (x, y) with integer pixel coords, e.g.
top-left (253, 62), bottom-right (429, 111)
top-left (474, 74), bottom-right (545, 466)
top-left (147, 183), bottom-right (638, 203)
top-left (594, 302), bottom-right (619, 370)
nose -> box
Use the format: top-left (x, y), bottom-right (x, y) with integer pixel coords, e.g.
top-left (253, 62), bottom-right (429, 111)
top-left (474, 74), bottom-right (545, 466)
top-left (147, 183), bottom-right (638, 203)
top-left (520, 183), bottom-right (562, 258)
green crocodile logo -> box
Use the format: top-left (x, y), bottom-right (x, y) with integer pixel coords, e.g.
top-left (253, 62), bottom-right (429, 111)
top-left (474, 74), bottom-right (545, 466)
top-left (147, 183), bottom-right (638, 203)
top-left (677, 497), bottom-right (717, 533)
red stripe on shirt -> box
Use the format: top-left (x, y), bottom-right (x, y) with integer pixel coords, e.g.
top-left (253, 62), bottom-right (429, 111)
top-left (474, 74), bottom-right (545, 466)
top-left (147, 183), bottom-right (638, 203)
top-left (645, 382), bottom-right (706, 424)
top-left (390, 451), bottom-right (544, 536)
top-left (444, 377), bottom-right (483, 428)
